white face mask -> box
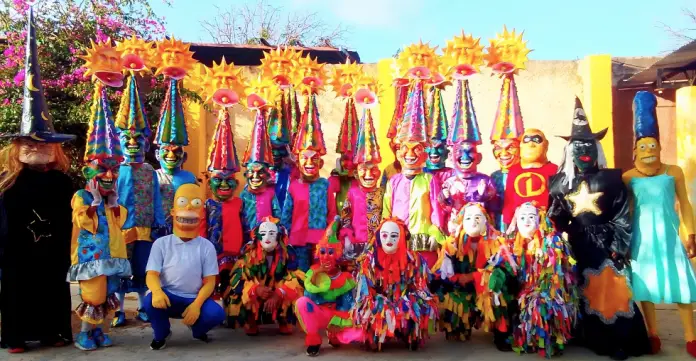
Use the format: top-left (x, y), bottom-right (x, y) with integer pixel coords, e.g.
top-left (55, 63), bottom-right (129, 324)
top-left (463, 206), bottom-right (487, 237)
top-left (379, 221), bottom-right (401, 255)
top-left (516, 205), bottom-right (540, 239)
top-left (258, 221), bottom-right (279, 252)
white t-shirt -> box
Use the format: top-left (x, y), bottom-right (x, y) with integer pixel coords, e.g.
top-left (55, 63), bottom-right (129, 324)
top-left (146, 235), bottom-right (219, 298)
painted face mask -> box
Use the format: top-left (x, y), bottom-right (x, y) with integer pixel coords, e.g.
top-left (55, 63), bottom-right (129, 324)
top-left (426, 140), bottom-right (449, 170)
top-left (244, 162), bottom-right (270, 192)
top-left (271, 146), bottom-right (289, 169)
top-left (520, 129), bottom-right (549, 166)
top-left (209, 170), bottom-right (238, 201)
top-left (337, 154), bottom-right (356, 177)
top-left (462, 205), bottom-right (487, 238)
top-left (571, 139), bottom-right (598, 173)
top-left (298, 149), bottom-right (323, 181)
top-left (356, 162), bottom-right (381, 190)
top-left (515, 203), bottom-right (540, 239)
top-left (119, 130), bottom-right (148, 163)
top-left (171, 183), bottom-right (203, 239)
top-left (453, 141), bottom-right (480, 174)
top-left (397, 142), bottom-right (426, 175)
top-left (157, 145), bottom-right (186, 173)
top-left (83, 157), bottom-right (121, 196)
top-left (634, 137), bottom-right (660, 167)
top-left (257, 220), bottom-right (279, 252)
top-left (492, 139), bottom-right (520, 171)
top-left (18, 139), bottom-right (56, 166)
top-left (379, 221), bottom-right (401, 255)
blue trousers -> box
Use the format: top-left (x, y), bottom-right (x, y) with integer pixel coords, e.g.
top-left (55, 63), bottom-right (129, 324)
top-left (291, 245), bottom-right (316, 273)
top-left (144, 290), bottom-right (225, 341)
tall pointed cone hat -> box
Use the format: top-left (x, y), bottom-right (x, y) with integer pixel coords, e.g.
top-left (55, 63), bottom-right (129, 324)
top-left (449, 79), bottom-right (481, 145)
top-left (268, 93), bottom-right (291, 148)
top-left (5, 4), bottom-right (75, 143)
top-left (490, 74), bottom-right (524, 141)
top-left (292, 94), bottom-right (327, 155)
top-left (428, 86), bottom-right (448, 143)
top-left (288, 88), bottom-right (302, 143)
top-left (84, 84), bottom-right (123, 162)
top-left (387, 83), bottom-right (409, 140)
top-left (397, 80), bottom-right (428, 144)
top-left (632, 91), bottom-right (659, 142)
top-left (336, 97), bottom-right (359, 155)
top-left (559, 96), bottom-right (607, 141)
top-left (115, 75), bottom-right (151, 137)
top-left (243, 110), bottom-right (274, 166)
top-left (353, 108), bottom-right (381, 165)
top-left (207, 108), bottom-right (240, 172)
top-left (319, 216), bottom-right (342, 246)
top-left (154, 78), bottom-right (189, 146)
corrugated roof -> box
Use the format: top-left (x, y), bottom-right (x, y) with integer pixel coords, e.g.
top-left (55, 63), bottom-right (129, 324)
top-left (188, 42), bottom-right (360, 67)
top-left (622, 40), bottom-right (696, 86)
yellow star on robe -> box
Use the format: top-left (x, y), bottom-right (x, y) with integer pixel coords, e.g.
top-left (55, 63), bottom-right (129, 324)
top-left (565, 181), bottom-right (603, 217)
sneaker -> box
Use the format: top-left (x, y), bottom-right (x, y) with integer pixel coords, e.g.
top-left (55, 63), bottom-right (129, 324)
top-left (74, 331), bottom-right (97, 351)
top-left (135, 309), bottom-right (150, 323)
top-left (306, 345), bottom-right (320, 357)
top-left (7, 345), bottom-right (26, 354)
top-left (193, 334), bottom-right (211, 343)
top-left (111, 311), bottom-right (126, 327)
top-left (150, 331), bottom-right (172, 351)
top-left (92, 328), bottom-right (113, 347)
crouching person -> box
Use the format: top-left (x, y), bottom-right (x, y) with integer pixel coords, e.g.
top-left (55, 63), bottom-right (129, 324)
top-left (144, 184), bottom-right (225, 350)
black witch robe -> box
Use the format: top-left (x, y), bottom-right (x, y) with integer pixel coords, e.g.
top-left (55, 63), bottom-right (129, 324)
top-left (548, 168), bottom-right (649, 358)
top-left (0, 168), bottom-right (74, 348)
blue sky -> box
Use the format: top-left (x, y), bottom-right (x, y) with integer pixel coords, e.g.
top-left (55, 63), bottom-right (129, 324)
top-left (152, 0), bottom-right (695, 63)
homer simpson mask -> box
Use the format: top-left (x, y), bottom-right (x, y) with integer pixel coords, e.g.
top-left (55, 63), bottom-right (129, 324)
top-left (172, 183), bottom-right (204, 239)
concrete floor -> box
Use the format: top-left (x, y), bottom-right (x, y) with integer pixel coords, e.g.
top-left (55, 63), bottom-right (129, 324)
top-left (0, 285), bottom-right (694, 360)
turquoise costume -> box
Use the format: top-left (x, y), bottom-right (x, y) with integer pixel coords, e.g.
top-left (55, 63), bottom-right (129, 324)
top-left (629, 171), bottom-right (696, 304)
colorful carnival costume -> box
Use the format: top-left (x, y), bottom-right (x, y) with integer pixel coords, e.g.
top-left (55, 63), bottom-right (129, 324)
top-left (144, 184), bottom-right (226, 350)
top-left (352, 218), bottom-right (438, 351)
top-left (623, 91), bottom-right (696, 357)
top-left (281, 56), bottom-right (336, 272)
top-left (431, 203), bottom-right (514, 350)
top-left (151, 38), bottom-right (198, 240)
top-left (424, 78), bottom-right (454, 184)
top-left (506, 202), bottom-right (579, 357)
top-left (548, 98), bottom-right (650, 360)
top-left (0, 6), bottom-right (76, 353)
top-left (112, 38), bottom-right (165, 327)
top-left (225, 216), bottom-right (301, 336)
top-left (379, 82), bottom-right (406, 188)
top-left (296, 219), bottom-right (359, 356)
top-left (70, 42), bottom-right (132, 350)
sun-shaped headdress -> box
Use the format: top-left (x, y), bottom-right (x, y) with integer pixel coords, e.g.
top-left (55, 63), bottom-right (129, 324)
top-left (200, 57), bottom-right (246, 108)
top-left (258, 47), bottom-right (302, 88)
top-left (115, 35), bottom-right (156, 73)
top-left (328, 58), bottom-right (363, 99)
top-left (154, 37), bottom-right (197, 80)
top-left (442, 31), bottom-right (485, 79)
top-left (485, 26), bottom-right (531, 75)
top-left (295, 55), bottom-right (328, 95)
top-left (80, 39), bottom-right (124, 87)
top-left (396, 40), bottom-right (440, 80)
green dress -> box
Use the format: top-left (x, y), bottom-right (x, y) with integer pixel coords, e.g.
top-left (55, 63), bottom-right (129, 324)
top-left (629, 169), bottom-right (696, 304)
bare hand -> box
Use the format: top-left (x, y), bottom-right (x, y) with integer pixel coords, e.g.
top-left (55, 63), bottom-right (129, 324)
top-left (263, 293), bottom-right (280, 313)
top-left (687, 235), bottom-right (696, 259)
top-left (256, 286), bottom-right (272, 300)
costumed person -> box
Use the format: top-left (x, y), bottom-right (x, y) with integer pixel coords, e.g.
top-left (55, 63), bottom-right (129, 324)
top-left (112, 36), bottom-right (166, 328)
top-left (296, 218), bottom-right (360, 356)
top-left (506, 202), bottom-right (579, 357)
top-left (144, 184), bottom-right (226, 350)
top-left (379, 79), bottom-right (407, 188)
top-left (383, 42), bottom-right (446, 267)
top-left (0, 4), bottom-right (76, 352)
top-left (424, 69), bottom-right (454, 184)
top-left (151, 38), bottom-right (198, 239)
top-left (352, 218), bottom-right (438, 351)
top-left (623, 91), bottom-right (696, 357)
top-left (224, 216), bottom-right (301, 336)
top-left (240, 76), bottom-right (282, 238)
top-left (281, 55), bottom-right (336, 272)
top-left (548, 98), bottom-right (650, 360)
top-left (339, 78), bottom-right (384, 260)
top-left (430, 203), bottom-right (514, 350)
top-left (69, 39), bottom-right (132, 351)
top-left (485, 26), bottom-right (528, 232)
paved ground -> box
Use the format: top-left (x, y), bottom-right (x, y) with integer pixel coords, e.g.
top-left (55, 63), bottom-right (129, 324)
top-left (1, 285), bottom-right (694, 361)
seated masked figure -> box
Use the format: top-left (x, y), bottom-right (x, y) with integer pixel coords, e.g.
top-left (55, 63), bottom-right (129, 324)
top-left (296, 218), bottom-right (360, 357)
top-left (431, 203), bottom-right (513, 349)
top-left (352, 218), bottom-right (438, 351)
top-left (505, 202), bottom-right (579, 357)
top-left (225, 216), bottom-right (301, 336)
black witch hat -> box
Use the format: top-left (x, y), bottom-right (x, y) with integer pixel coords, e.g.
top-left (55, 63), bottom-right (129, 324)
top-left (559, 96), bottom-right (608, 141)
top-left (3, 4), bottom-right (75, 143)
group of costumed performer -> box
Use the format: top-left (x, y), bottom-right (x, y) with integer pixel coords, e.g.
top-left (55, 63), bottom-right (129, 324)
top-left (0, 4), bottom-right (76, 352)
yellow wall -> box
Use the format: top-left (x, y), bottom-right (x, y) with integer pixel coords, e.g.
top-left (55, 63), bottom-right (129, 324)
top-left (579, 55), bottom-right (614, 167)
top-left (676, 86), bottom-right (696, 205)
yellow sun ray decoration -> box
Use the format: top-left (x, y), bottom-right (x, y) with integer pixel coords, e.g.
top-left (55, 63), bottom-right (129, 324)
top-left (80, 39), bottom-right (124, 87)
top-left (154, 37), bottom-right (198, 80)
top-left (396, 40), bottom-right (440, 80)
top-left (295, 55), bottom-right (328, 96)
top-left (115, 35), bottom-right (156, 73)
top-left (200, 56), bottom-right (246, 108)
top-left (354, 74), bottom-right (382, 107)
top-left (328, 58), bottom-right (363, 99)
top-left (484, 26), bottom-right (531, 75)
top-left (245, 75), bottom-right (282, 111)
top-left (442, 31), bottom-right (485, 79)
top-left (258, 47), bottom-right (303, 88)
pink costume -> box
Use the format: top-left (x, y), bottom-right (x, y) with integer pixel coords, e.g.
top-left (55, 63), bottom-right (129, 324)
top-left (340, 184), bottom-right (384, 246)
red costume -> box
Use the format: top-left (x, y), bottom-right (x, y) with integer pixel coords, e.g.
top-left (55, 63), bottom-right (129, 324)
top-left (502, 162), bottom-right (557, 225)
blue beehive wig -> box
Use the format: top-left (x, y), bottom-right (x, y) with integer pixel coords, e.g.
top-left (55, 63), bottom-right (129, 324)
top-left (632, 91), bottom-right (659, 142)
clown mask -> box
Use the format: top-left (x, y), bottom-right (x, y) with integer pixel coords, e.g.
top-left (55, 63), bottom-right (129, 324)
top-left (317, 242), bottom-right (342, 271)
top-left (82, 158), bottom-right (120, 196)
top-left (119, 130), bottom-right (148, 163)
top-left (271, 146), bottom-right (290, 169)
top-left (257, 220), bottom-right (279, 252)
top-left (520, 129), bottom-right (549, 167)
top-left (453, 141), bottom-right (481, 174)
top-left (244, 162), bottom-right (270, 192)
top-left (397, 141), bottom-right (426, 176)
top-left (379, 221), bottom-right (401, 255)
top-left (515, 203), bottom-right (540, 239)
top-left (157, 145), bottom-right (186, 174)
top-left (492, 139), bottom-right (520, 171)
top-left (571, 139), bottom-right (599, 173)
top-left (356, 162), bottom-right (381, 190)
top-left (634, 137), bottom-right (661, 172)
top-left (462, 205), bottom-right (487, 238)
top-left (209, 170), bottom-right (238, 201)
top-left (18, 139), bottom-right (57, 166)
top-left (337, 154), bottom-right (356, 177)
top-left (298, 149), bottom-right (323, 181)
top-left (426, 140), bottom-right (449, 171)
top-left (172, 183), bottom-right (203, 239)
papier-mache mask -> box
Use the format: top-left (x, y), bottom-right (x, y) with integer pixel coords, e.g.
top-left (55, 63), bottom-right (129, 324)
top-left (209, 170), bottom-right (238, 201)
top-left (379, 221), bottom-right (402, 255)
top-left (520, 129), bottom-right (549, 166)
top-left (397, 141), bottom-right (426, 175)
top-left (356, 162), bottom-right (381, 190)
top-left (492, 138), bottom-right (520, 171)
top-left (453, 141), bottom-right (481, 174)
top-left (316, 218), bottom-right (343, 270)
top-left (171, 183), bottom-right (203, 239)
top-left (120, 131), bottom-right (148, 163)
top-left (18, 138), bottom-right (57, 165)
top-left (298, 149), bottom-right (323, 181)
top-left (244, 162), bottom-right (271, 192)
top-left (157, 145), bottom-right (186, 173)
top-left (462, 203), bottom-right (489, 238)
top-left (514, 202), bottom-right (540, 239)
top-left (426, 140), bottom-right (449, 171)
top-left (83, 158), bottom-right (120, 196)
top-left (257, 220), bottom-right (279, 252)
